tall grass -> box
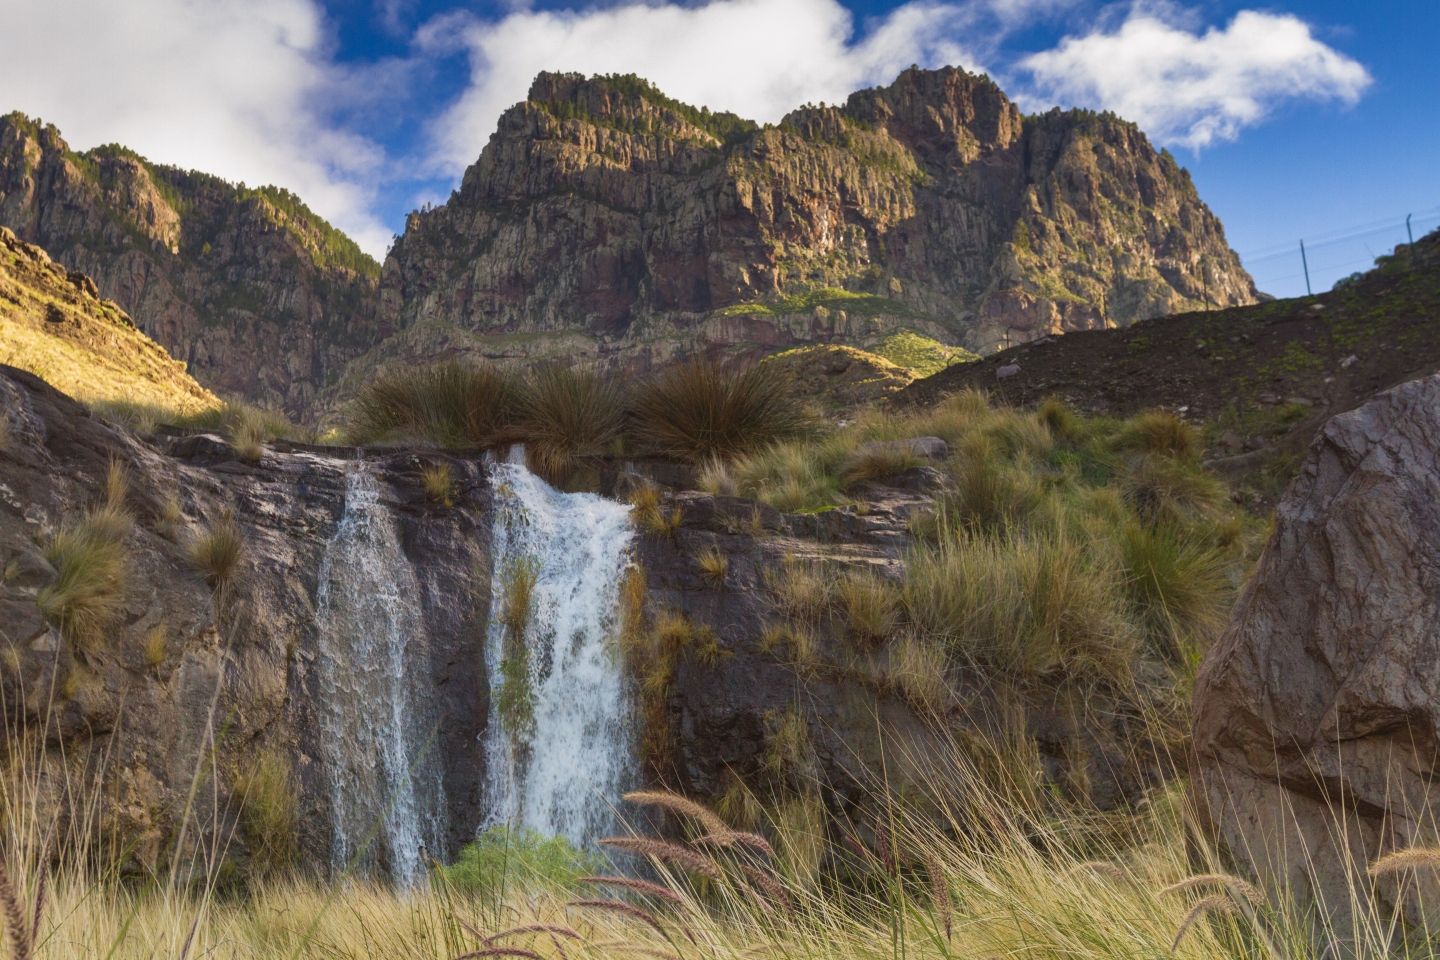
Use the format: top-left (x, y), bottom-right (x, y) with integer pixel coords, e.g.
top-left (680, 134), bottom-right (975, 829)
top-left (516, 365), bottom-right (625, 482)
top-left (36, 464), bottom-right (134, 655)
top-left (630, 358), bottom-right (812, 462)
top-left (346, 361), bottom-right (518, 448)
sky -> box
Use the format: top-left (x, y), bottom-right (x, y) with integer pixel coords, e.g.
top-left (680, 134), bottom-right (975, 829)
top-left (0, 0), bottom-right (1435, 299)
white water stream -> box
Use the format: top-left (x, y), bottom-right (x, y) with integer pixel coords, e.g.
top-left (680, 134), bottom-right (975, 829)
top-left (315, 467), bottom-right (445, 884)
top-left (481, 450), bottom-right (637, 847)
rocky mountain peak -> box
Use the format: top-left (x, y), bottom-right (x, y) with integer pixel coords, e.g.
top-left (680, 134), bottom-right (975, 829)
top-left (0, 112), bottom-right (385, 420)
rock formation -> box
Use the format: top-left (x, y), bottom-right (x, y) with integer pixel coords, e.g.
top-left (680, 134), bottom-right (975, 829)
top-left (0, 226), bottom-right (218, 413)
top-left (0, 113), bottom-right (384, 420)
top-left (374, 68), bottom-right (1256, 379)
top-left (1192, 372), bottom-right (1440, 935)
top-left (0, 366), bottom-right (488, 876)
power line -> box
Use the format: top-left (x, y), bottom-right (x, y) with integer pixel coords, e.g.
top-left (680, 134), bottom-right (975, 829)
top-left (1238, 205), bottom-right (1440, 262)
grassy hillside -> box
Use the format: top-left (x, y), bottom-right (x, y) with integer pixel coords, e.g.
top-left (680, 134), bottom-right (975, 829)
top-left (0, 226), bottom-right (218, 414)
top-left (900, 228), bottom-right (1440, 506)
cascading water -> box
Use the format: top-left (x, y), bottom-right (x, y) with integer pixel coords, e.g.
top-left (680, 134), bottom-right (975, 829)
top-left (315, 466), bottom-right (446, 884)
top-left (481, 450), bottom-right (637, 847)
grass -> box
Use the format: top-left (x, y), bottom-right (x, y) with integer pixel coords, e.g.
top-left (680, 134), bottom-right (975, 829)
top-left (709, 392), bottom-right (1254, 693)
top-left (517, 365), bottom-right (625, 482)
top-left (232, 750), bottom-right (298, 877)
top-left (695, 546), bottom-right (728, 585)
top-left (186, 510), bottom-right (247, 595)
top-left (345, 360), bottom-right (517, 448)
top-left (496, 556), bottom-right (539, 737)
top-left (36, 465), bottom-right (134, 654)
top-left (440, 827), bottom-right (601, 903)
top-left (142, 622), bottom-right (168, 667)
top-left (420, 462), bottom-right (455, 506)
top-left (630, 358), bottom-right (812, 462)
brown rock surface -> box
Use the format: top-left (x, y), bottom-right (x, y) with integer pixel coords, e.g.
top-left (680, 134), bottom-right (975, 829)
top-left (0, 113), bottom-right (384, 420)
top-left (1192, 372), bottom-right (1440, 933)
top-left (373, 68), bottom-right (1256, 377)
top-left (0, 365), bottom-right (491, 876)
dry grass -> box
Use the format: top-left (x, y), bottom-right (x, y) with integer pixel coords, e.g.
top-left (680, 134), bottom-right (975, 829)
top-left (695, 547), bottom-right (728, 585)
top-left (142, 622), bottom-right (168, 667)
top-left (186, 511), bottom-right (247, 595)
top-left (37, 502), bottom-right (132, 653)
top-left (835, 570), bottom-right (899, 645)
top-left (1114, 410), bottom-right (1201, 461)
top-left (628, 485), bottom-right (682, 539)
top-left (768, 557), bottom-right (832, 625)
top-left (630, 359), bottom-right (811, 462)
top-left (837, 446), bottom-right (923, 488)
top-left (421, 462), bottom-right (456, 506)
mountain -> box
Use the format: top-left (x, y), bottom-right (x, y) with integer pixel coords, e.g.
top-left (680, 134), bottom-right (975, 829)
top-left (0, 113), bottom-right (384, 420)
top-left (372, 67), bottom-right (1258, 378)
top-left (0, 226), bottom-right (218, 414)
top-left (899, 227), bottom-right (1440, 507)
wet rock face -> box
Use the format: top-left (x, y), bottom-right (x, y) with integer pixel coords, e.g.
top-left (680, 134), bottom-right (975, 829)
top-left (1192, 373), bottom-right (1440, 931)
top-left (0, 366), bottom-right (490, 874)
top-left (379, 67), bottom-right (1256, 373)
top-left (0, 115), bottom-right (383, 420)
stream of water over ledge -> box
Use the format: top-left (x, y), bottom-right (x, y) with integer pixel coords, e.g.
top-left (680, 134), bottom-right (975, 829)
top-left (315, 466), bottom-right (446, 884)
top-left (481, 450), bottom-right (637, 848)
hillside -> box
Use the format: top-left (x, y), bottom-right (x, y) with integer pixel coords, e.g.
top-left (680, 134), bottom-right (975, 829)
top-left (899, 227), bottom-right (1440, 501)
top-left (0, 113), bottom-right (383, 419)
top-left (368, 67), bottom-right (1256, 379)
top-left (0, 226), bottom-right (218, 413)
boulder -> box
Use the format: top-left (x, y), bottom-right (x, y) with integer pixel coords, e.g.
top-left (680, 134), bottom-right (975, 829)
top-left (1192, 373), bottom-right (1440, 936)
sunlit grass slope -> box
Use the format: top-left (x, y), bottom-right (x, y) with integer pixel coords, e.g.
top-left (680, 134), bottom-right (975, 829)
top-left (0, 226), bottom-right (218, 414)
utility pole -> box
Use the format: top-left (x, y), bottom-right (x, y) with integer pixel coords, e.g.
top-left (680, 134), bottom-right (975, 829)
top-left (1407, 213), bottom-right (1415, 248)
top-left (1301, 240), bottom-right (1312, 296)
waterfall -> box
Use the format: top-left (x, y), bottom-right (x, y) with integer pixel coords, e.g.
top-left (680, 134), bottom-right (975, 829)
top-left (315, 466), bottom-right (445, 884)
top-left (481, 450), bottom-right (636, 847)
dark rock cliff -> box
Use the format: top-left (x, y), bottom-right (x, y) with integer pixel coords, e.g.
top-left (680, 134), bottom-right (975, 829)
top-left (0, 366), bottom-right (486, 875)
top-left (372, 67), bottom-right (1256, 382)
top-left (0, 113), bottom-right (385, 420)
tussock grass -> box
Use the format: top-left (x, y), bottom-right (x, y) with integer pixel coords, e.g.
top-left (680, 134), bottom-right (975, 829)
top-left (187, 511), bottom-right (246, 594)
top-left (630, 359), bottom-right (811, 462)
top-left (836, 570), bottom-right (899, 644)
top-left (516, 365), bottom-right (625, 482)
top-left (695, 547), bottom-right (728, 585)
top-left (37, 501), bottom-right (132, 653)
top-left (346, 360), bottom-right (517, 448)
top-left (142, 622), bottom-right (168, 667)
top-left (420, 461), bottom-right (456, 506)
top-left (838, 445), bottom-right (923, 488)
top-left (232, 750), bottom-right (298, 877)
top-left (1115, 410), bottom-right (1201, 461)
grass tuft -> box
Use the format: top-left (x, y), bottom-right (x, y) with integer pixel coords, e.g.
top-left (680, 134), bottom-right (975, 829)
top-left (346, 360), bottom-right (517, 448)
top-left (37, 503), bottom-right (132, 653)
top-left (695, 547), bottom-right (728, 585)
top-left (187, 511), bottom-right (247, 594)
top-left (630, 359), bottom-right (810, 462)
top-left (1114, 411), bottom-right (1199, 461)
top-left (516, 365), bottom-right (625, 482)
top-left (232, 750), bottom-right (298, 877)
top-left (420, 462), bottom-right (456, 506)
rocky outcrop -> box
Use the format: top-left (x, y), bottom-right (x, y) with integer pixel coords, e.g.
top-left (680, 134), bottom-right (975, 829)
top-left (635, 485), bottom-right (1168, 822)
top-left (375, 68), bottom-right (1256, 379)
top-left (0, 366), bottom-right (489, 876)
top-left (0, 113), bottom-right (384, 420)
top-left (1192, 373), bottom-right (1440, 934)
top-left (0, 226), bottom-right (218, 413)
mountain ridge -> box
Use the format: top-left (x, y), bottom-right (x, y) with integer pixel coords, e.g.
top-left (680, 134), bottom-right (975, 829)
top-left (0, 112), bottom-right (385, 419)
top-left (369, 66), bottom-right (1258, 384)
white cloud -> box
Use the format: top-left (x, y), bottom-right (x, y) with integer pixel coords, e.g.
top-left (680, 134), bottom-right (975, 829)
top-left (424, 0), bottom-right (989, 176)
top-left (0, 0), bottom-right (394, 256)
top-left (1019, 6), bottom-right (1371, 148)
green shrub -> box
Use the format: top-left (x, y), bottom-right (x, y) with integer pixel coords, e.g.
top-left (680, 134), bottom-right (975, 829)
top-left (441, 826), bottom-right (601, 900)
top-left (630, 359), bottom-right (810, 462)
top-left (346, 361), bottom-right (517, 448)
top-left (516, 365), bottom-right (626, 482)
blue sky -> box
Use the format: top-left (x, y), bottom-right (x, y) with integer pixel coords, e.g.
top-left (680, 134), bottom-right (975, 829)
top-left (1, 0), bottom-right (1435, 298)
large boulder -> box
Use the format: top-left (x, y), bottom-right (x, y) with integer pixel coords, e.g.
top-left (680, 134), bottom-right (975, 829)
top-left (1193, 373), bottom-right (1440, 935)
